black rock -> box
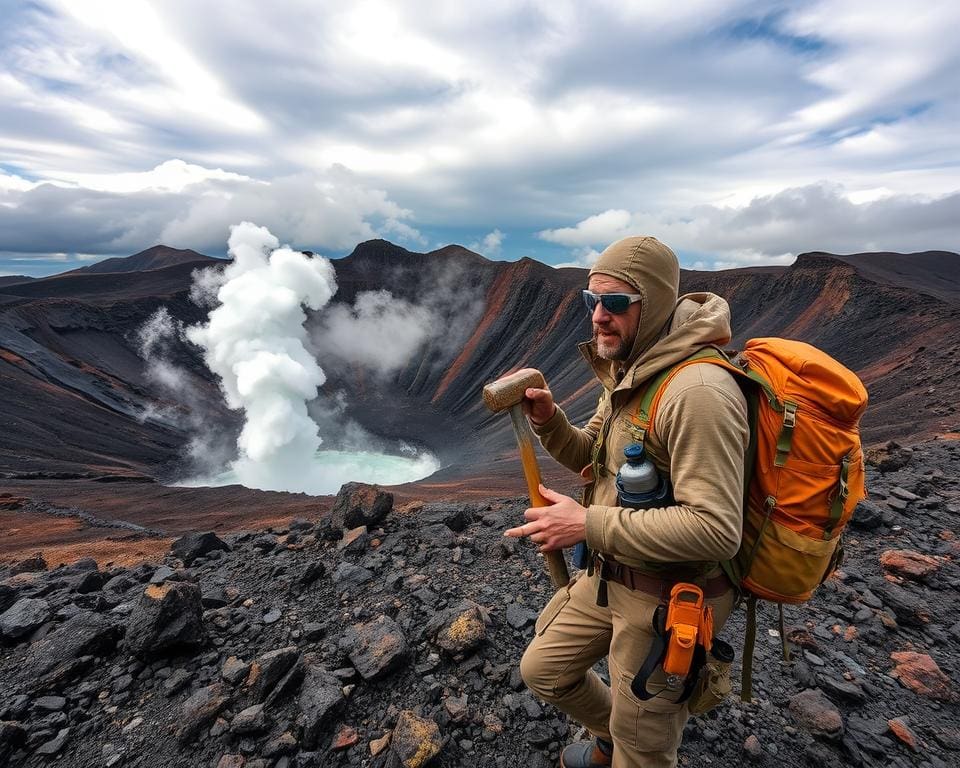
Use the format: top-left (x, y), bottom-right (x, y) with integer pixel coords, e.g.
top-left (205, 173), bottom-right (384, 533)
top-left (170, 532), bottom-right (230, 565)
top-left (178, 683), bottom-right (230, 744)
top-left (817, 674), bottom-right (868, 706)
top-left (0, 597), bottom-right (51, 640)
top-left (71, 570), bottom-right (107, 594)
top-left (10, 553), bottom-right (47, 575)
top-left (248, 646), bottom-right (299, 703)
top-left (341, 615), bottom-right (408, 680)
top-left (874, 582), bottom-right (930, 626)
top-left (34, 726), bottom-right (69, 756)
top-left (0, 721), bottom-right (27, 764)
top-left (329, 482), bottom-right (393, 530)
top-left (849, 500), bottom-right (884, 531)
top-left (419, 502), bottom-right (475, 532)
top-left (298, 561), bottom-right (326, 586)
top-left (0, 584), bottom-right (17, 614)
top-left (298, 661), bottom-right (345, 748)
top-left (331, 562), bottom-right (373, 591)
top-left (505, 604), bottom-right (537, 630)
top-left (125, 582), bottom-right (206, 659)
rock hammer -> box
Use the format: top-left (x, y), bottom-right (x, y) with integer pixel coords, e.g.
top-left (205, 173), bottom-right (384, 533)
top-left (483, 368), bottom-right (570, 588)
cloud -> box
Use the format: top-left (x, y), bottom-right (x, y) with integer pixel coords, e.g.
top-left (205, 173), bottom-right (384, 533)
top-left (2, 2), bottom-right (959, 268)
top-left (0, 162), bottom-right (424, 258)
top-left (540, 183), bottom-right (960, 268)
top-left (468, 228), bottom-right (505, 257)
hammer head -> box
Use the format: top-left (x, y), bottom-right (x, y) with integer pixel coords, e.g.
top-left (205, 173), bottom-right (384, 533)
top-left (483, 368), bottom-right (547, 413)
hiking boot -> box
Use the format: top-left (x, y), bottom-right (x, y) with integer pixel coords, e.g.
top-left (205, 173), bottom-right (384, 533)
top-left (559, 737), bottom-right (613, 768)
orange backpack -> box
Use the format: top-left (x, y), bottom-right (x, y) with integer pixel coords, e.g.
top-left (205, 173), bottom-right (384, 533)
top-left (637, 338), bottom-right (868, 699)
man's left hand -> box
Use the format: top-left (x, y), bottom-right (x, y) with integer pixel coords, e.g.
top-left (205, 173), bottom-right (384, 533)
top-left (504, 484), bottom-right (587, 552)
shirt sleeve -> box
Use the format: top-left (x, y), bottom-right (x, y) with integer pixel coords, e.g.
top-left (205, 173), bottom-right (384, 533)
top-left (584, 365), bottom-right (748, 564)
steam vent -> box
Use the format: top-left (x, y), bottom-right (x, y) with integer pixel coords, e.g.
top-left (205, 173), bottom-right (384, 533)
top-left (1, 241), bottom-right (960, 767)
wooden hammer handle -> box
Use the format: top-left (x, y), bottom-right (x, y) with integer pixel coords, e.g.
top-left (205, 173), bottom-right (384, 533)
top-left (509, 405), bottom-right (571, 588)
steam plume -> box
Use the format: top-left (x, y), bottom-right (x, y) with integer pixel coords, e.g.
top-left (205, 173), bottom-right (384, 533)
top-left (185, 222), bottom-right (336, 492)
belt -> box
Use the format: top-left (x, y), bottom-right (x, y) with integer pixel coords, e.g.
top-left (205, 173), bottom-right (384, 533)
top-left (596, 556), bottom-right (731, 601)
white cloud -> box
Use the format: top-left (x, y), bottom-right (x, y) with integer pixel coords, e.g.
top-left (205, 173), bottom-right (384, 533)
top-left (469, 228), bottom-right (505, 256)
top-left (543, 183), bottom-right (960, 269)
top-left (1, 1), bottom-right (959, 268)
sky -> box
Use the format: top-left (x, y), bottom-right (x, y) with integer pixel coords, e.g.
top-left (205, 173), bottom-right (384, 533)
top-left (1, 0), bottom-right (958, 277)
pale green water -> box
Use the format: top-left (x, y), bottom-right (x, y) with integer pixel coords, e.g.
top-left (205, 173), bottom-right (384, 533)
top-left (175, 448), bottom-right (440, 496)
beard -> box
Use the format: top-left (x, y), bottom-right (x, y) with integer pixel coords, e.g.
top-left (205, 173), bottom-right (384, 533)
top-left (594, 327), bottom-right (632, 360)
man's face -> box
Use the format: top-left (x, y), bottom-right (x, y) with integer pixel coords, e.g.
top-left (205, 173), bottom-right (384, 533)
top-left (588, 273), bottom-right (642, 361)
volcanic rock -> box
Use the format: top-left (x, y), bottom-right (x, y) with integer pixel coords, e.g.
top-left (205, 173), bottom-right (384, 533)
top-left (222, 656), bottom-right (251, 685)
top-left (391, 710), bottom-right (443, 768)
top-left (890, 652), bottom-right (953, 701)
top-left (887, 717), bottom-right (919, 752)
top-left (71, 569), bottom-right (107, 593)
top-left (126, 582), bottom-right (206, 659)
top-left (0, 584), bottom-right (16, 614)
top-left (426, 600), bottom-right (486, 659)
top-left (298, 561), bottom-right (326, 586)
top-left (170, 531), bottom-right (230, 565)
top-left (849, 500), bottom-right (884, 530)
top-left (331, 562), bottom-right (372, 590)
top-left (879, 549), bottom-right (941, 581)
top-left (27, 611), bottom-right (123, 675)
top-left (10, 553), bottom-right (47, 575)
top-left (0, 721), bottom-right (27, 764)
top-left (231, 704), bottom-right (267, 734)
top-left (331, 725), bottom-right (358, 750)
top-left (35, 727), bottom-right (70, 756)
top-left (342, 615), bottom-right (408, 680)
top-left (329, 482), bottom-right (393, 529)
top-left (0, 597), bottom-right (51, 640)
top-left (873, 582), bottom-right (930, 626)
top-left (178, 684), bottom-right (230, 744)
top-left (298, 661), bottom-right (345, 748)
top-left (419, 502), bottom-right (475, 532)
top-left (788, 689), bottom-right (844, 740)
top-left (245, 646), bottom-right (299, 703)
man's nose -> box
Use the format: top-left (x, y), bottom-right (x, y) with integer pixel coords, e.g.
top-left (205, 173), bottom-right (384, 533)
top-left (592, 301), bottom-right (611, 323)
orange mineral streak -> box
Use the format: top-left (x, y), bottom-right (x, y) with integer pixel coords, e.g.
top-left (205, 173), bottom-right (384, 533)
top-left (145, 583), bottom-right (172, 599)
top-left (517, 292), bottom-right (576, 368)
top-left (432, 269), bottom-right (513, 403)
top-left (782, 270), bottom-right (852, 338)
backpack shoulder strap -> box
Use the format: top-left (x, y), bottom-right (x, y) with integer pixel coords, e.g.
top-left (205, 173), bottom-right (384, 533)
top-left (634, 347), bottom-right (746, 442)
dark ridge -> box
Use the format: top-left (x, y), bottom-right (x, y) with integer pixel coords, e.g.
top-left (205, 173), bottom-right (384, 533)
top-left (65, 245), bottom-right (222, 275)
top-left (1, 239), bottom-right (958, 498)
top-left (0, 275), bottom-right (35, 288)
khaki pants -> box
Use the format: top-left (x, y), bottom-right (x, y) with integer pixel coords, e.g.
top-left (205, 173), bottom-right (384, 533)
top-left (520, 571), bottom-right (735, 768)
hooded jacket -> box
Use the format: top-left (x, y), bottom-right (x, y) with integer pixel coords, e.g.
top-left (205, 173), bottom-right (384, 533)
top-left (533, 276), bottom-right (749, 571)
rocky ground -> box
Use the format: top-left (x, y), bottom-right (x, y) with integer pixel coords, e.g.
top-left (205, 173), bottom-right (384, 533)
top-left (1, 440), bottom-right (958, 768)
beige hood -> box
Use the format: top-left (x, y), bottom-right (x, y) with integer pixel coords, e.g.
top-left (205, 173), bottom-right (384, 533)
top-left (580, 291), bottom-right (733, 392)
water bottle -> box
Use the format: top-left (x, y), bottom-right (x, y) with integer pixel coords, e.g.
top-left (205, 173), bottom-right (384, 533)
top-left (616, 443), bottom-right (671, 509)
top-left (572, 443), bottom-right (672, 569)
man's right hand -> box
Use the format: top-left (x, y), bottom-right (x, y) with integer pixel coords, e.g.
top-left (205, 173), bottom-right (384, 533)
top-left (523, 386), bottom-right (556, 426)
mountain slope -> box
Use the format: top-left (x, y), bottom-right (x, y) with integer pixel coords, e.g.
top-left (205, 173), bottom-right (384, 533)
top-left (1, 242), bottom-right (957, 487)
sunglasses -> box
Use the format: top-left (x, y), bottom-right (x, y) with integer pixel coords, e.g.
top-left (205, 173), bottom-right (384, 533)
top-left (582, 290), bottom-right (643, 315)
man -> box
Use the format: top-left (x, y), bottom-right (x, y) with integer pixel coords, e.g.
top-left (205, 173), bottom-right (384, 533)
top-left (505, 235), bottom-right (748, 768)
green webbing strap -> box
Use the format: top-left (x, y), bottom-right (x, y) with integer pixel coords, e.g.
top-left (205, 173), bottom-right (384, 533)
top-left (634, 347), bottom-right (726, 442)
top-left (774, 401), bottom-right (798, 467)
top-left (826, 455), bottom-right (850, 539)
top-left (743, 369), bottom-right (780, 410)
top-left (742, 594), bottom-right (757, 702)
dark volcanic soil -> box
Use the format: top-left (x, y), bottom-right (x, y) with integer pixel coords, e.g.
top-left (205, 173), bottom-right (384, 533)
top-left (0, 440), bottom-right (958, 768)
